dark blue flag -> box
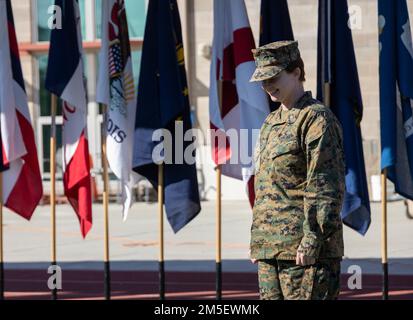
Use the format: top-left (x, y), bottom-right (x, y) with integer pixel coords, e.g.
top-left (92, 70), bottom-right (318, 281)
top-left (259, 0), bottom-right (294, 46)
top-left (45, 0), bottom-right (82, 96)
top-left (259, 0), bottom-right (294, 112)
top-left (133, 0), bottom-right (201, 233)
top-left (317, 0), bottom-right (371, 235)
top-left (379, 0), bottom-right (413, 200)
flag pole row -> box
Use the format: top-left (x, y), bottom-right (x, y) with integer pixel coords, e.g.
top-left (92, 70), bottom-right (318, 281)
top-left (215, 78), bottom-right (224, 300)
top-left (158, 164), bottom-right (165, 300)
top-left (50, 94), bottom-right (58, 301)
top-left (0, 0), bottom-right (44, 300)
top-left (381, 169), bottom-right (388, 300)
top-left (3, 0), bottom-right (413, 302)
top-left (0, 172), bottom-right (4, 301)
top-left (215, 164), bottom-right (222, 300)
top-left (101, 104), bottom-right (111, 301)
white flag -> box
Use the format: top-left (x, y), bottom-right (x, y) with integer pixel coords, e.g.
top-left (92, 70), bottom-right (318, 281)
top-left (97, 0), bottom-right (138, 220)
top-left (209, 0), bottom-right (270, 206)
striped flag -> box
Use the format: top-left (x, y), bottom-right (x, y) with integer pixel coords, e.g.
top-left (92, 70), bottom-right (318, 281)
top-left (0, 0), bottom-right (43, 219)
top-left (45, 0), bottom-right (92, 237)
top-left (209, 0), bottom-right (270, 207)
top-left (97, 0), bottom-right (138, 220)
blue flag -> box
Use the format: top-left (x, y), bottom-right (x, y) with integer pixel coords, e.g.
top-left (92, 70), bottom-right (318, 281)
top-left (379, 0), bottom-right (413, 200)
top-left (45, 0), bottom-right (81, 96)
top-left (317, 0), bottom-right (371, 235)
top-left (133, 0), bottom-right (201, 233)
top-left (259, 0), bottom-right (294, 111)
top-left (259, 0), bottom-right (294, 46)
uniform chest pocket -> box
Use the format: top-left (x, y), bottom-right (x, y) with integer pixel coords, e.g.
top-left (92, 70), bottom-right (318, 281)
top-left (269, 140), bottom-right (306, 189)
top-left (269, 140), bottom-right (301, 160)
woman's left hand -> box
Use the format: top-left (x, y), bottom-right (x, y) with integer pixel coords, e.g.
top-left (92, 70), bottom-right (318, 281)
top-left (248, 249), bottom-right (258, 264)
top-left (295, 251), bottom-right (316, 266)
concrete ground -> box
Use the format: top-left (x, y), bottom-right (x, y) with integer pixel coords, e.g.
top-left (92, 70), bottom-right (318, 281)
top-left (3, 199), bottom-right (413, 274)
top-left (2, 199), bottom-right (413, 300)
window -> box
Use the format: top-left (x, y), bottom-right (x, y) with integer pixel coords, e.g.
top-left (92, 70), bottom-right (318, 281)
top-left (41, 124), bottom-right (63, 175)
top-left (38, 55), bottom-right (62, 117)
top-left (35, 0), bottom-right (146, 177)
top-left (37, 0), bottom-right (147, 41)
top-left (37, 54), bottom-right (62, 175)
top-left (37, 0), bottom-right (87, 42)
top-left (95, 0), bottom-right (147, 39)
top-left (95, 0), bottom-right (146, 86)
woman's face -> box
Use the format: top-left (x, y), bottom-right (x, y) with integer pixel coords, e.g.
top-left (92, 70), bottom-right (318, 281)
top-left (261, 68), bottom-right (301, 104)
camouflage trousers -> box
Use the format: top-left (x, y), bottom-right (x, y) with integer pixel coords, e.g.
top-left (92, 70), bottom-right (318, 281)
top-left (258, 259), bottom-right (341, 300)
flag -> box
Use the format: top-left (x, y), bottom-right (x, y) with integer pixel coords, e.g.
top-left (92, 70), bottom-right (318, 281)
top-left (97, 0), bottom-right (138, 220)
top-left (0, 0), bottom-right (43, 219)
top-left (317, 0), bottom-right (371, 235)
top-left (378, 0), bottom-right (413, 201)
top-left (0, 130), bottom-right (6, 173)
top-left (209, 0), bottom-right (270, 207)
top-left (259, 0), bottom-right (294, 46)
top-left (132, 0), bottom-right (201, 233)
top-left (45, 0), bottom-right (92, 237)
top-left (259, 0), bottom-right (294, 112)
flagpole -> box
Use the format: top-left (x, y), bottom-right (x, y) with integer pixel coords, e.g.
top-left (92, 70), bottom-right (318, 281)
top-left (101, 104), bottom-right (111, 300)
top-left (323, 83), bottom-right (330, 108)
top-left (158, 163), bottom-right (165, 300)
top-left (381, 168), bottom-right (389, 300)
top-left (216, 164), bottom-right (222, 300)
top-left (215, 79), bottom-right (223, 300)
top-left (0, 172), bottom-right (4, 300)
top-left (322, 0), bottom-right (331, 110)
top-left (50, 94), bottom-right (57, 300)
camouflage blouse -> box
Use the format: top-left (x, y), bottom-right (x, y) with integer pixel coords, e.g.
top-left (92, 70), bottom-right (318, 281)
top-left (250, 91), bottom-right (345, 260)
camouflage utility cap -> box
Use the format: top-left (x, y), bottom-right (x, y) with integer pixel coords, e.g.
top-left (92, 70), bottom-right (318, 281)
top-left (250, 40), bottom-right (300, 82)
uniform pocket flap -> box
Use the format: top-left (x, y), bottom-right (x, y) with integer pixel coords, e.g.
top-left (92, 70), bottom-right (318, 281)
top-left (269, 140), bottom-right (300, 159)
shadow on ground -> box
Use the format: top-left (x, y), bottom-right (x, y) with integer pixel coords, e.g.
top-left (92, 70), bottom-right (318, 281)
top-left (3, 258), bottom-right (413, 300)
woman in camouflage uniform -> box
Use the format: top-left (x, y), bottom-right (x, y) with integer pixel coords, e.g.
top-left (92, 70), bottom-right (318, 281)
top-left (249, 41), bottom-right (345, 300)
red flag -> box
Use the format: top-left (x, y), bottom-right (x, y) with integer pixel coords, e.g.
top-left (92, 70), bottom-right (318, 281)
top-left (0, 0), bottom-right (43, 219)
top-left (45, 0), bottom-right (92, 237)
top-left (209, 0), bottom-right (270, 207)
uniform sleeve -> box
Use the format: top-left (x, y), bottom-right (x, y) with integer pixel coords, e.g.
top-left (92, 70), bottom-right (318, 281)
top-left (298, 111), bottom-right (345, 258)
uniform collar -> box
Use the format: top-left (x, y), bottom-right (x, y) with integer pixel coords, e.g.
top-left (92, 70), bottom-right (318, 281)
top-left (295, 91), bottom-right (313, 109)
top-left (270, 91), bottom-right (313, 125)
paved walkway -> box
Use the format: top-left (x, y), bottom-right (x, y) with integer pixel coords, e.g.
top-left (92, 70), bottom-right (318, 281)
top-left (3, 270), bottom-right (413, 300)
top-left (2, 199), bottom-right (413, 299)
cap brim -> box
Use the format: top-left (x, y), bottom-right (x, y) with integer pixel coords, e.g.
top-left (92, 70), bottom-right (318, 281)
top-left (249, 65), bottom-right (285, 82)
